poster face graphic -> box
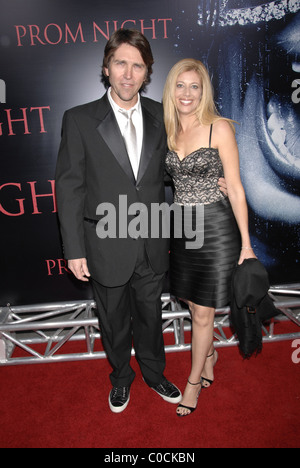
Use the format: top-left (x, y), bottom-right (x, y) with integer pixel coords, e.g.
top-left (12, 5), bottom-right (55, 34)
top-left (0, 0), bottom-right (299, 304)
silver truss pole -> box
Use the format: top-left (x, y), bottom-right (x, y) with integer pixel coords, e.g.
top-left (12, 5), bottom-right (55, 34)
top-left (0, 288), bottom-right (299, 366)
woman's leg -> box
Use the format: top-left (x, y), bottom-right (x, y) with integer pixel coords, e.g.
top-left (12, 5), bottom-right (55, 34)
top-left (201, 346), bottom-right (218, 388)
top-left (177, 302), bottom-right (215, 416)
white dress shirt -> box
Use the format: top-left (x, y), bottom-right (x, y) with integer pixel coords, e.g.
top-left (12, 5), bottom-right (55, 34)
top-left (107, 87), bottom-right (143, 178)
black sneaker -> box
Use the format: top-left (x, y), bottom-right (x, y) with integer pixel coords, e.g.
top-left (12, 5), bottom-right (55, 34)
top-left (151, 379), bottom-right (182, 404)
top-left (109, 386), bottom-right (130, 413)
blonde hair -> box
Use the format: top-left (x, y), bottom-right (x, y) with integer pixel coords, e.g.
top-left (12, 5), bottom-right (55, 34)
top-left (163, 58), bottom-right (235, 151)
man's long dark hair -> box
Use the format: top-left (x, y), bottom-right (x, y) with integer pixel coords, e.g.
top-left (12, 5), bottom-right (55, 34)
top-left (101, 29), bottom-right (154, 90)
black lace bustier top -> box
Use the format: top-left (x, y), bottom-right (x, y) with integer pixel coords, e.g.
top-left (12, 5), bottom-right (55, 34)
top-left (165, 146), bottom-right (226, 205)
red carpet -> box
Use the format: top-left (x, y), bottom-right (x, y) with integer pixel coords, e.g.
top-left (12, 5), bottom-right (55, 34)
top-left (0, 331), bottom-right (299, 448)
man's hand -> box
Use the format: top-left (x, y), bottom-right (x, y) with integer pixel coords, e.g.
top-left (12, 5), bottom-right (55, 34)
top-left (68, 258), bottom-right (91, 282)
top-left (218, 177), bottom-right (228, 196)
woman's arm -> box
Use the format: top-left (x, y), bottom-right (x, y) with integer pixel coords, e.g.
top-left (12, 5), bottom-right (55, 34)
top-left (214, 120), bottom-right (256, 264)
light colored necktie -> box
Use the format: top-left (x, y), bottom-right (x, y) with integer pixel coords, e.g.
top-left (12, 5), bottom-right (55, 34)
top-left (120, 108), bottom-right (139, 179)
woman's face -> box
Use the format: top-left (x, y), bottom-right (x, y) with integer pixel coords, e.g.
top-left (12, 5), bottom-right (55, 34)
top-left (174, 70), bottom-right (202, 117)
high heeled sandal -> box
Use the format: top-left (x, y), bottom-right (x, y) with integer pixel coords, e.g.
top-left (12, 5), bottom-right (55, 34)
top-left (201, 349), bottom-right (218, 388)
top-left (176, 379), bottom-right (202, 417)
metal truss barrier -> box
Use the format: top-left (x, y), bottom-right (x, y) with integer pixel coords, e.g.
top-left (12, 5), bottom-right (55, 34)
top-left (0, 285), bottom-right (299, 366)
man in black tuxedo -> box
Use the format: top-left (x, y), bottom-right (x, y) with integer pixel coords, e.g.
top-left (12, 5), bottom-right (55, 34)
top-left (55, 29), bottom-right (181, 413)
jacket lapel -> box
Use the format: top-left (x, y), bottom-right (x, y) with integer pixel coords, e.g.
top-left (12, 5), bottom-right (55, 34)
top-left (136, 100), bottom-right (161, 185)
top-left (95, 93), bottom-right (161, 186)
top-left (96, 94), bottom-right (136, 185)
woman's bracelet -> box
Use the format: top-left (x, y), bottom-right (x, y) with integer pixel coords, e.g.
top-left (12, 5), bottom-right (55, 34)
top-left (241, 246), bottom-right (253, 250)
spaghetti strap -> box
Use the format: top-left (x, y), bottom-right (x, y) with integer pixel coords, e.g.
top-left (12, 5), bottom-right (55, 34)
top-left (209, 124), bottom-right (213, 148)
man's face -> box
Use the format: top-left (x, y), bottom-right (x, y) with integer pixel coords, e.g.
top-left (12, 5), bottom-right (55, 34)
top-left (105, 43), bottom-right (147, 109)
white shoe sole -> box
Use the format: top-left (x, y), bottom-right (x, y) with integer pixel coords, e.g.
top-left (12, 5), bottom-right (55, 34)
top-left (152, 388), bottom-right (182, 404)
top-left (108, 393), bottom-right (130, 413)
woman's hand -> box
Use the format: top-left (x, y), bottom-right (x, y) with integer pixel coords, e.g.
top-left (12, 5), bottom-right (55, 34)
top-left (238, 247), bottom-right (257, 265)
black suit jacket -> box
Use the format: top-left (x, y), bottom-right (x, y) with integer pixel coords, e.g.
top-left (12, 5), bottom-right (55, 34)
top-left (55, 93), bottom-right (169, 287)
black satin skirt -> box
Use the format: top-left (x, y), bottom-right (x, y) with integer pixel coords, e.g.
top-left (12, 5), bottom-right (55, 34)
top-left (169, 198), bottom-right (241, 308)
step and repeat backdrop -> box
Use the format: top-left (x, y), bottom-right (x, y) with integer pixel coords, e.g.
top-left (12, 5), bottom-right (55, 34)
top-left (1, 0), bottom-right (299, 305)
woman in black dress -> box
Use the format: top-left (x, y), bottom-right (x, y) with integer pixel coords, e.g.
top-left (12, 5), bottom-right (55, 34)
top-left (163, 59), bottom-right (256, 416)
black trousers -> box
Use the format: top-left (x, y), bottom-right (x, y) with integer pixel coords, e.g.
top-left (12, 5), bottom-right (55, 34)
top-left (92, 240), bottom-right (166, 388)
